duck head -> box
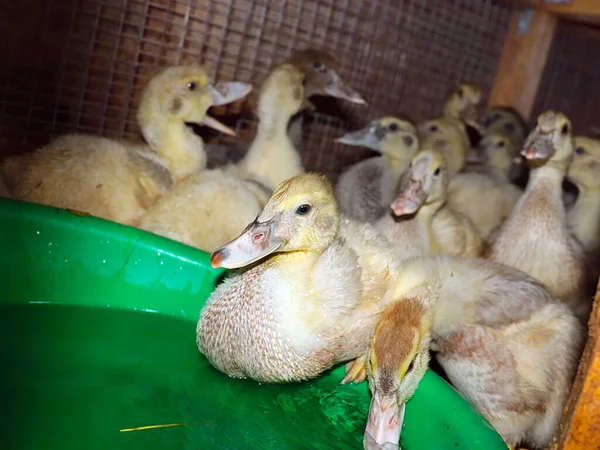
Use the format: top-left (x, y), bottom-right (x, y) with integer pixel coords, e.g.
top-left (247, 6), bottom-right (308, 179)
top-left (138, 64), bottom-right (252, 137)
top-left (334, 117), bottom-right (419, 158)
top-left (567, 136), bottom-right (600, 191)
top-left (289, 48), bottom-right (367, 106)
top-left (521, 110), bottom-right (574, 169)
top-left (211, 173), bottom-right (339, 269)
top-left (364, 300), bottom-right (431, 450)
top-left (391, 147), bottom-right (448, 216)
top-left (476, 131), bottom-right (516, 177)
top-left (443, 82), bottom-right (482, 128)
top-left (481, 107), bottom-right (527, 145)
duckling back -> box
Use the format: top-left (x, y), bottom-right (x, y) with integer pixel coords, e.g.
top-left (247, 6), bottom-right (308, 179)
top-left (1, 136), bottom-right (173, 225)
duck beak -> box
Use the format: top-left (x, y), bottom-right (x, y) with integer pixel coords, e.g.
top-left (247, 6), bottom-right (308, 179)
top-left (201, 115), bottom-right (237, 136)
top-left (462, 104), bottom-right (483, 131)
top-left (210, 216), bottom-right (283, 269)
top-left (334, 125), bottom-right (381, 151)
top-left (521, 130), bottom-right (555, 161)
top-left (391, 178), bottom-right (426, 216)
top-left (363, 392), bottom-right (404, 450)
top-left (324, 70), bottom-right (367, 105)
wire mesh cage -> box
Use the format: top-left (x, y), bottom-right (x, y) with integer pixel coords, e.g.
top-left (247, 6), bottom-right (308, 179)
top-left (0, 0), bottom-right (515, 180)
top-left (532, 20), bottom-right (600, 136)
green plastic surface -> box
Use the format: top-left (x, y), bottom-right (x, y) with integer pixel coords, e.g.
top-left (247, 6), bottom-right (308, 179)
top-left (0, 198), bottom-right (508, 450)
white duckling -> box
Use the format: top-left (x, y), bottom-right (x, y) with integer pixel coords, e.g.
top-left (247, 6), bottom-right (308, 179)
top-left (363, 256), bottom-right (584, 450)
top-left (486, 110), bottom-right (591, 321)
top-left (334, 117), bottom-right (419, 223)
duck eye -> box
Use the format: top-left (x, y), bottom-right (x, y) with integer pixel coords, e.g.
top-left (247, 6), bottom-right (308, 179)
top-left (313, 61), bottom-right (327, 73)
top-left (388, 123), bottom-right (398, 132)
top-left (457, 88), bottom-right (464, 98)
top-left (296, 204), bottom-right (312, 216)
top-left (498, 141), bottom-right (505, 148)
top-left (430, 125), bottom-right (438, 133)
top-left (575, 147), bottom-right (585, 155)
top-left (433, 167), bottom-right (441, 176)
top-left (187, 81), bottom-right (196, 91)
top-left (561, 124), bottom-right (569, 135)
top-left (407, 360), bottom-right (415, 373)
top-left (504, 123), bottom-right (515, 133)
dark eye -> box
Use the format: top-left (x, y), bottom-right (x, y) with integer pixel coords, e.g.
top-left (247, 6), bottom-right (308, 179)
top-left (433, 167), bottom-right (441, 176)
top-left (457, 88), bottom-right (464, 98)
top-left (575, 147), bottom-right (585, 155)
top-left (388, 123), bottom-right (398, 131)
top-left (430, 125), bottom-right (439, 133)
top-left (504, 123), bottom-right (515, 133)
top-left (313, 61), bottom-right (327, 73)
top-left (403, 136), bottom-right (414, 147)
top-left (187, 81), bottom-right (196, 91)
top-left (561, 124), bottom-right (569, 135)
top-left (498, 141), bottom-right (505, 148)
top-left (296, 204), bottom-right (312, 215)
top-left (407, 360), bottom-right (415, 373)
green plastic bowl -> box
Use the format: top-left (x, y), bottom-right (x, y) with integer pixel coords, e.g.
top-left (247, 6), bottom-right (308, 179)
top-left (0, 198), bottom-right (508, 450)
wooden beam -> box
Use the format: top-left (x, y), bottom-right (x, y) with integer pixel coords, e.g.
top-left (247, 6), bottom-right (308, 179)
top-left (550, 279), bottom-right (600, 450)
top-left (498, 0), bottom-right (600, 25)
top-left (487, 9), bottom-right (557, 121)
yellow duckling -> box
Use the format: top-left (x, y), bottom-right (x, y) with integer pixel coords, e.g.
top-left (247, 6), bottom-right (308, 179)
top-left (566, 136), bottom-right (600, 285)
top-left (480, 107), bottom-right (529, 185)
top-left (376, 147), bottom-right (483, 259)
top-left (334, 117), bottom-right (419, 223)
top-left (481, 106), bottom-right (528, 147)
top-left (417, 117), bottom-right (470, 176)
top-left (138, 49), bottom-right (364, 252)
top-left (235, 48), bottom-right (366, 191)
top-left (446, 131), bottom-right (523, 240)
top-left (487, 110), bottom-right (591, 321)
top-left (443, 82), bottom-right (483, 129)
top-left (363, 257), bottom-right (584, 450)
top-left (198, 173), bottom-right (401, 382)
top-left (1, 65), bottom-right (251, 225)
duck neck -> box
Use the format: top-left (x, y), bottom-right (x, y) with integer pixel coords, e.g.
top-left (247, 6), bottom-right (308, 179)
top-left (527, 162), bottom-right (566, 197)
top-left (143, 118), bottom-right (206, 182)
top-left (418, 201), bottom-right (445, 253)
top-left (239, 104), bottom-right (302, 190)
top-left (569, 184), bottom-right (600, 251)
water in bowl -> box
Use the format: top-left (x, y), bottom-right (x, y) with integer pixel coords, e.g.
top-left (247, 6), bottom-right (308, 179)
top-left (0, 304), bottom-right (370, 450)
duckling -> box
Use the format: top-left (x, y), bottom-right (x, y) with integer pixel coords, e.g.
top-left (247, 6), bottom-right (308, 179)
top-left (446, 131), bottom-right (523, 239)
top-left (235, 48), bottom-right (366, 191)
top-left (1, 66), bottom-right (251, 225)
top-left (363, 256), bottom-right (584, 450)
top-left (197, 173), bottom-right (404, 382)
top-left (566, 136), bottom-right (600, 280)
top-left (376, 147), bottom-right (484, 259)
top-left (334, 117), bottom-right (419, 223)
top-left (482, 107), bottom-right (528, 148)
top-left (486, 111), bottom-right (591, 321)
top-left (139, 49), bottom-right (365, 252)
top-left (481, 107), bottom-right (529, 186)
top-left (417, 117), bottom-right (470, 176)
top-left (443, 82), bottom-right (483, 129)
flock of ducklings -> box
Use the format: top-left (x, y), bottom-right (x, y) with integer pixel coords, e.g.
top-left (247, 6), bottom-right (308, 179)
top-left (1, 48), bottom-right (599, 450)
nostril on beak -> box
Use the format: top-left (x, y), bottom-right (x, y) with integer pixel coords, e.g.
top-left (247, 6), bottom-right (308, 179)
top-left (252, 232), bottom-right (265, 242)
top-left (210, 248), bottom-right (229, 269)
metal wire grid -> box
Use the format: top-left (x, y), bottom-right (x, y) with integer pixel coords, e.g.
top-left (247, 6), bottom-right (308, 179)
top-left (0, 0), bottom-right (512, 178)
top-left (532, 21), bottom-right (600, 136)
